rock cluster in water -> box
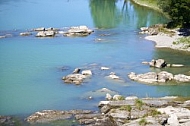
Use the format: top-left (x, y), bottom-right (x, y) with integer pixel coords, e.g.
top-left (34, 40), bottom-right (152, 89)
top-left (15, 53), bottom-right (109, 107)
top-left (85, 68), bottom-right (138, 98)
top-left (128, 71), bottom-right (190, 84)
top-left (0, 25), bottom-right (94, 38)
top-left (62, 66), bottom-right (123, 85)
top-left (23, 96), bottom-right (190, 126)
top-left (129, 59), bottom-right (190, 84)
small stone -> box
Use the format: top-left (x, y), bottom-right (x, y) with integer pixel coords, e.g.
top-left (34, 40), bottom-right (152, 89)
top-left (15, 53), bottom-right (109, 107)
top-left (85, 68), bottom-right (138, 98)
top-left (101, 67), bottom-right (110, 70)
top-left (105, 93), bottom-right (112, 100)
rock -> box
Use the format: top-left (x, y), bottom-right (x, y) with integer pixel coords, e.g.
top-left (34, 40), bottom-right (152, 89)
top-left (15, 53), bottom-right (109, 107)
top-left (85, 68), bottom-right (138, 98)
top-left (125, 96), bottom-right (138, 100)
top-left (170, 64), bottom-right (184, 67)
top-left (36, 31), bottom-right (55, 37)
top-left (113, 95), bottom-right (124, 101)
top-left (20, 32), bottom-right (31, 36)
top-left (34, 27), bottom-right (45, 31)
top-left (157, 71), bottom-right (173, 82)
top-left (63, 25), bottom-right (94, 37)
top-left (167, 113), bottom-right (179, 126)
top-left (149, 59), bottom-right (167, 68)
top-left (140, 27), bottom-right (148, 31)
top-left (101, 67), bottom-right (110, 70)
top-left (62, 74), bottom-right (87, 85)
top-left (106, 72), bottom-right (120, 80)
top-left (174, 74), bottom-right (190, 82)
top-left (72, 68), bottom-right (80, 74)
top-left (0, 36), bottom-right (6, 38)
top-left (184, 100), bottom-right (190, 107)
top-left (106, 93), bottom-right (112, 100)
top-left (82, 70), bottom-right (92, 76)
top-left (100, 105), bottom-right (111, 114)
top-left (26, 110), bottom-right (72, 123)
top-left (99, 101), bottom-right (110, 107)
top-left (128, 71), bottom-right (175, 84)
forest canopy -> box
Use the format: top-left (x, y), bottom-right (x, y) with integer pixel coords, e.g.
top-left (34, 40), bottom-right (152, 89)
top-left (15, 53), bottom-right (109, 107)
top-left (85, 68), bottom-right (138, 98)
top-left (157, 0), bottom-right (190, 28)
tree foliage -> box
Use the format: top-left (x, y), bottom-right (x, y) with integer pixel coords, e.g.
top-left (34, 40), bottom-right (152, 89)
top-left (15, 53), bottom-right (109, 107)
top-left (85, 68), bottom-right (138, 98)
top-left (158, 0), bottom-right (190, 28)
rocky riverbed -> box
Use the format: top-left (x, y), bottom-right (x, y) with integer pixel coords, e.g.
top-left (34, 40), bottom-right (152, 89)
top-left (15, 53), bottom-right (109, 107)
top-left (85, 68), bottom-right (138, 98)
top-left (2, 95), bottom-right (190, 126)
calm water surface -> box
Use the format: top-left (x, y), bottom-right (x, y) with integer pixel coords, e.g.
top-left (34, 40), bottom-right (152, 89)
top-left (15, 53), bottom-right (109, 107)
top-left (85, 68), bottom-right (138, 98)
top-left (0, 0), bottom-right (190, 116)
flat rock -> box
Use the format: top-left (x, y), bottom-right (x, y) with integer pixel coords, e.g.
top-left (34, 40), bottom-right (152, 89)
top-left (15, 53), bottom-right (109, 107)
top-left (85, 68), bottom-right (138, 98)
top-left (36, 31), bottom-right (55, 37)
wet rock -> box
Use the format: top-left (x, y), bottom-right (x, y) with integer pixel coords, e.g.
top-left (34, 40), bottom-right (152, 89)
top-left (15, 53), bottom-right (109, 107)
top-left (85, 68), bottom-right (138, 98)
top-left (36, 31), bottom-right (55, 37)
top-left (63, 25), bottom-right (94, 37)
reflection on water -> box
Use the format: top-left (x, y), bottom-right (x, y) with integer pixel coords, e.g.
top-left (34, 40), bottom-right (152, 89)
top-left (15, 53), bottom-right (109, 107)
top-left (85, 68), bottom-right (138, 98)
top-left (89, 0), bottom-right (168, 29)
top-left (89, 0), bottom-right (119, 28)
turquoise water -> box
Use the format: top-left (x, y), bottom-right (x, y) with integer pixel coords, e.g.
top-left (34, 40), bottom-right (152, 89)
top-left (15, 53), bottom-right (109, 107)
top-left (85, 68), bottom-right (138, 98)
top-left (0, 0), bottom-right (190, 116)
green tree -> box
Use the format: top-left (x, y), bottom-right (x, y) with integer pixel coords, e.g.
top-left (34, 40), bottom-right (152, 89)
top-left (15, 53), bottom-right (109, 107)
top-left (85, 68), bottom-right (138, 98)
top-left (158, 0), bottom-right (190, 27)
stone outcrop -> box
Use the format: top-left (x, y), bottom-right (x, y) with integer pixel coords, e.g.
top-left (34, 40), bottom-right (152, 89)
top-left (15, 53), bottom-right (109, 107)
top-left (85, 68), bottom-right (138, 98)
top-left (128, 71), bottom-right (190, 84)
top-left (63, 25), bottom-right (94, 37)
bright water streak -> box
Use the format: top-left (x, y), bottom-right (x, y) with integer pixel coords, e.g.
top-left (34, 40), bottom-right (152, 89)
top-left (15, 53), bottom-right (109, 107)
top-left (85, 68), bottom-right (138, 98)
top-left (0, 0), bottom-right (190, 116)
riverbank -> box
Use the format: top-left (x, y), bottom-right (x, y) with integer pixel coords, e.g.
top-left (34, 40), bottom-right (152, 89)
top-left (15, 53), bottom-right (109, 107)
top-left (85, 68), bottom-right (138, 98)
top-left (2, 95), bottom-right (190, 126)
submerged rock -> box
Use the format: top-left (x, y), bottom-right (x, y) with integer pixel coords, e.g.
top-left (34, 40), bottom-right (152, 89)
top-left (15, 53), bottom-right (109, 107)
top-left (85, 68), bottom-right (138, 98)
top-left (20, 32), bottom-right (32, 36)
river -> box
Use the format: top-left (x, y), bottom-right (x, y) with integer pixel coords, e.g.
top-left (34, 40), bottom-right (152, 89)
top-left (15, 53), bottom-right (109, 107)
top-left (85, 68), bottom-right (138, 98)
top-left (0, 0), bottom-right (190, 117)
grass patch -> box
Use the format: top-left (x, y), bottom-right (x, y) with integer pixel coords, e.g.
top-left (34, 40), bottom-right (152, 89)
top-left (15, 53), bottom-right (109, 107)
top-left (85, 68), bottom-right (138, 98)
top-left (139, 118), bottom-right (149, 126)
top-left (135, 99), bottom-right (144, 110)
top-left (119, 105), bottom-right (132, 112)
top-left (173, 37), bottom-right (190, 48)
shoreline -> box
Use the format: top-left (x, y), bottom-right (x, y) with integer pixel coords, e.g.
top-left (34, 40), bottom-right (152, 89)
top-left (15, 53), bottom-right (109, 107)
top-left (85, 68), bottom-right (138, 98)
top-left (145, 34), bottom-right (190, 52)
top-left (130, 0), bottom-right (169, 18)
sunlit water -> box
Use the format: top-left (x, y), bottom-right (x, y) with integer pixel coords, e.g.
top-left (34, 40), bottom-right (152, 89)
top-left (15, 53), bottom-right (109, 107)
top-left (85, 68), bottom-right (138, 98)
top-left (0, 0), bottom-right (190, 117)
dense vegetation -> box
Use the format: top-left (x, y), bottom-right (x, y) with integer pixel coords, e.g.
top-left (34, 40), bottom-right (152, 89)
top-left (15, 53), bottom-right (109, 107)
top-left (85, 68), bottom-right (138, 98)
top-left (157, 0), bottom-right (190, 28)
